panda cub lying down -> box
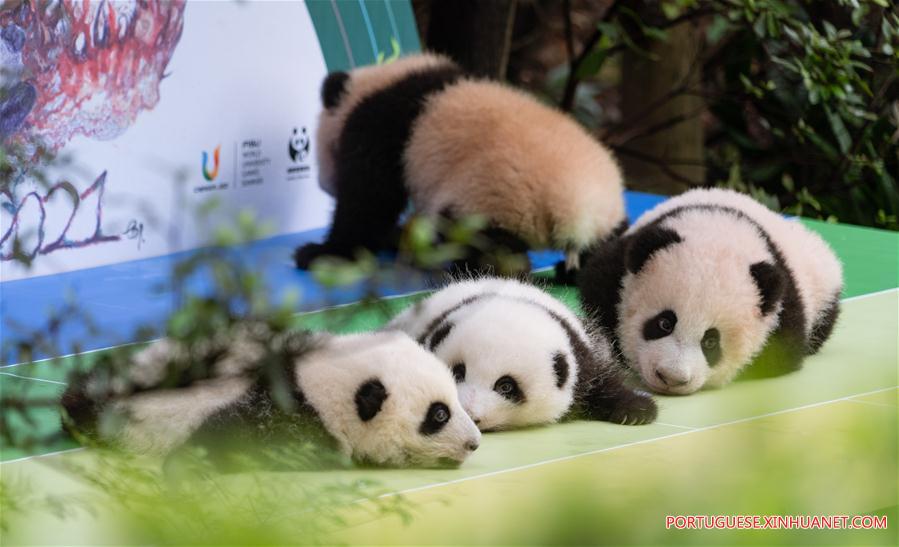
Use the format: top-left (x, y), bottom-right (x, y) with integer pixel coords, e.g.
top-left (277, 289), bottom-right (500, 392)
top-left (579, 188), bottom-right (843, 394)
top-left (61, 329), bottom-right (481, 469)
top-left (389, 277), bottom-right (658, 430)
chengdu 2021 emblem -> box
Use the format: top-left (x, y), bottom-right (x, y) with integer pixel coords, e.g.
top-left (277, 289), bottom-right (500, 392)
top-left (201, 145), bottom-right (221, 181)
top-left (194, 144), bottom-right (229, 192)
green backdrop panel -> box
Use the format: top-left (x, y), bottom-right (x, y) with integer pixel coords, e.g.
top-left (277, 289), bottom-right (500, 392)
top-left (306, 0), bottom-right (421, 71)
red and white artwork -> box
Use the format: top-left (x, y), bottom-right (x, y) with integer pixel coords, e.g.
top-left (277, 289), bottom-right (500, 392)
top-left (1, 1), bottom-right (331, 280)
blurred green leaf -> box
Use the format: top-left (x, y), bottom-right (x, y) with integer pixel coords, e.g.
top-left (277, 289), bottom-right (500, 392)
top-left (575, 44), bottom-right (610, 79)
top-left (824, 106), bottom-right (853, 154)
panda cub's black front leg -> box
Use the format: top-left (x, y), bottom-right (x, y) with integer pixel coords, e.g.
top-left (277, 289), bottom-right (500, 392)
top-left (293, 162), bottom-right (409, 269)
top-left (581, 372), bottom-right (658, 425)
top-left (294, 111), bottom-right (413, 269)
top-left (294, 242), bottom-right (330, 269)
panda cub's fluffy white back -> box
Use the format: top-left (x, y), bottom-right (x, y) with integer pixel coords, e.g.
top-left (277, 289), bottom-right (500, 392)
top-left (389, 277), bottom-right (657, 430)
top-left (61, 330), bottom-right (481, 469)
top-left (579, 188), bottom-right (843, 394)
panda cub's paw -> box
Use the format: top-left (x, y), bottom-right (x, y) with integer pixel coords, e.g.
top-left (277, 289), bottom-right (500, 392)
top-left (294, 243), bottom-right (328, 269)
top-left (606, 389), bottom-right (658, 426)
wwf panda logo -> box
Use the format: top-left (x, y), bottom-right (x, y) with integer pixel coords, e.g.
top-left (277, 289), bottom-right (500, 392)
top-left (288, 127), bottom-right (310, 162)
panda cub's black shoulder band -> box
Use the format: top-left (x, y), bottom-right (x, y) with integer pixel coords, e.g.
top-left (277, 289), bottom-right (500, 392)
top-left (427, 322), bottom-right (454, 351)
top-left (417, 294), bottom-right (492, 346)
top-left (578, 235), bottom-right (628, 341)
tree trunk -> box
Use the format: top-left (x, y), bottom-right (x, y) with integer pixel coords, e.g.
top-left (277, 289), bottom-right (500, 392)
top-left (420, 0), bottom-right (517, 80)
top-left (618, 13), bottom-right (705, 194)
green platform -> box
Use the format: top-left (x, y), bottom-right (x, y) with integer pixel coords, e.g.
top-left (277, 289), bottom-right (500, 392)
top-left (1, 219), bottom-right (897, 545)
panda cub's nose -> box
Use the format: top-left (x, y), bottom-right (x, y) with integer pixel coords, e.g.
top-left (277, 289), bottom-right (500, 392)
top-left (656, 369), bottom-right (689, 387)
top-left (465, 440), bottom-right (480, 452)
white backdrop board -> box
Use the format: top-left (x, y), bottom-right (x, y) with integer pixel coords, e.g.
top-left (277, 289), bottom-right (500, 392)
top-left (2, 0), bottom-right (413, 281)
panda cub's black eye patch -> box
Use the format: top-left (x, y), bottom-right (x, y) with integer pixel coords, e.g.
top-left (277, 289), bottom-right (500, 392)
top-left (420, 402), bottom-right (451, 435)
top-left (701, 328), bottom-right (722, 366)
top-left (643, 310), bottom-right (677, 341)
top-left (452, 363), bottom-right (466, 383)
top-left (494, 375), bottom-right (525, 404)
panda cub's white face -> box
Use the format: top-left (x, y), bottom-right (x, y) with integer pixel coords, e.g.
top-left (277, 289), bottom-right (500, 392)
top-left (420, 298), bottom-right (577, 431)
top-left (618, 215), bottom-right (780, 394)
top-left (299, 332), bottom-right (481, 467)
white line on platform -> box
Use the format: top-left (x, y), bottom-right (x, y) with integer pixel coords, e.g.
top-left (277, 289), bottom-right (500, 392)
top-left (0, 372), bottom-right (67, 386)
top-left (842, 287), bottom-right (899, 302)
top-left (0, 340), bottom-right (147, 370)
top-left (844, 397), bottom-right (897, 410)
top-left (654, 421), bottom-right (696, 430)
top-left (1, 448), bottom-right (84, 465)
top-left (376, 385), bottom-right (899, 500)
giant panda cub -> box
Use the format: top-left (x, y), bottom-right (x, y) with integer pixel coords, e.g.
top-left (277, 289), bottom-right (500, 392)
top-left (388, 277), bottom-right (657, 430)
top-left (579, 188), bottom-right (843, 395)
top-left (295, 53), bottom-right (625, 277)
top-left (61, 330), bottom-right (481, 469)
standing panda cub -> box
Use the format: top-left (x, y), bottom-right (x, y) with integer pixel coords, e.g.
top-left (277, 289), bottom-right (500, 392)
top-left (61, 330), bottom-right (481, 469)
top-left (296, 53), bottom-right (625, 277)
top-left (579, 188), bottom-right (843, 395)
top-left (388, 278), bottom-right (657, 430)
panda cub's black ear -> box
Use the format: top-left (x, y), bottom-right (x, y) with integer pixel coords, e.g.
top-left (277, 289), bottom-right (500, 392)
top-left (355, 379), bottom-right (388, 421)
top-left (552, 353), bottom-right (570, 388)
top-left (625, 225), bottom-right (683, 275)
top-left (321, 71), bottom-right (350, 109)
top-left (750, 261), bottom-right (785, 315)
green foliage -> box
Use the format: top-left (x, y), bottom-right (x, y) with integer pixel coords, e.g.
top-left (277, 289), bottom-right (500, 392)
top-left (702, 0), bottom-right (898, 230)
top-left (1, 181), bottom-right (522, 540)
top-left (308, 212), bottom-right (527, 288)
top-left (1, 448), bottom-right (412, 544)
top-left (562, 0), bottom-right (898, 229)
